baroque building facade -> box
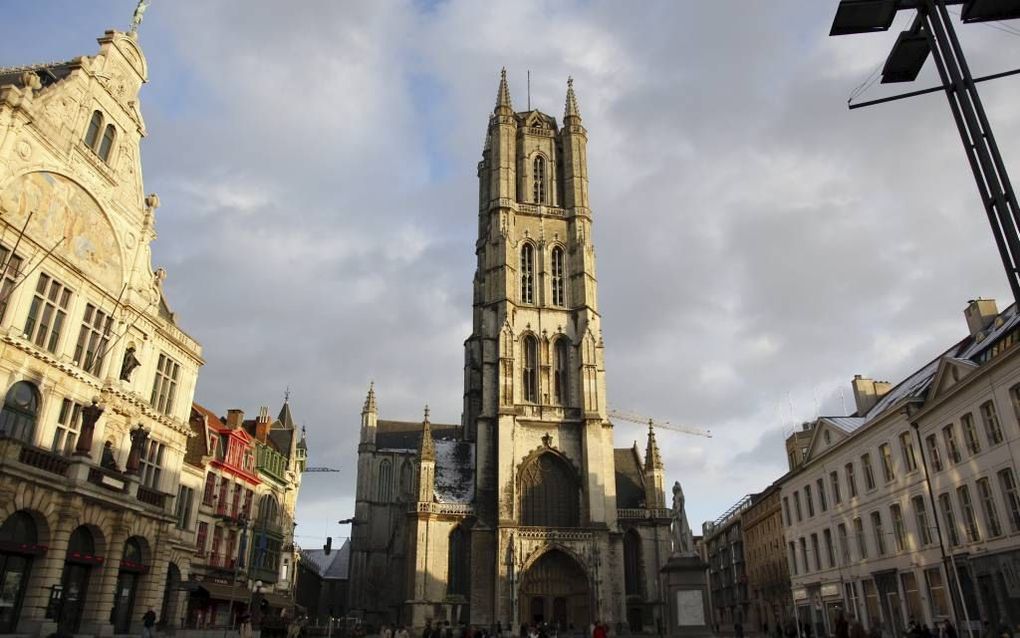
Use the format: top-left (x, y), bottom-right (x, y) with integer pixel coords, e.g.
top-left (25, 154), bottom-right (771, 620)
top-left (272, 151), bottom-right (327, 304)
top-left (348, 72), bottom-right (673, 632)
top-left (780, 299), bottom-right (1020, 637)
top-left (0, 26), bottom-right (204, 637)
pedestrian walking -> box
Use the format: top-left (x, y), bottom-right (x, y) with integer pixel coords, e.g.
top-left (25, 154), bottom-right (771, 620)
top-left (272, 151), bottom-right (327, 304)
top-left (142, 608), bottom-right (157, 638)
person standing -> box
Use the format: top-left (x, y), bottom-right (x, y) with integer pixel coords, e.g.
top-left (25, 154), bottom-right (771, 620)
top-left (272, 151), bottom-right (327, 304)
top-left (142, 608), bottom-right (157, 638)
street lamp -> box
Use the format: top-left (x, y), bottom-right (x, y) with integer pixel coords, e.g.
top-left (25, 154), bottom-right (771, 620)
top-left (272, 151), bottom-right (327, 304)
top-left (830, 0), bottom-right (1020, 304)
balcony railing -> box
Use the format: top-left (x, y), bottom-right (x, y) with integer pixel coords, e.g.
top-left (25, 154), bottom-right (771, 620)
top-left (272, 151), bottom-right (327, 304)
top-left (18, 446), bottom-right (70, 476)
top-left (618, 508), bottom-right (672, 520)
top-left (137, 485), bottom-right (168, 509)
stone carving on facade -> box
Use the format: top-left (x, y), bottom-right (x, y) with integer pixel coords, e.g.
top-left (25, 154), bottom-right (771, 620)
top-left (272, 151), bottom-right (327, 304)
top-left (671, 481), bottom-right (696, 556)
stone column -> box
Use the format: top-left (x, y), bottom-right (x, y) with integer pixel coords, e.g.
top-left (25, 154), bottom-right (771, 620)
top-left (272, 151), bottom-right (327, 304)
top-left (16, 508), bottom-right (77, 636)
top-left (129, 525), bottom-right (171, 633)
top-left (82, 521), bottom-right (129, 637)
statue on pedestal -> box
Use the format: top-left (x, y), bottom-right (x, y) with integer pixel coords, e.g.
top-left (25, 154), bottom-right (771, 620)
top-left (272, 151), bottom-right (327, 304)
top-left (73, 398), bottom-right (104, 457)
top-left (126, 425), bottom-right (149, 475)
top-left (672, 481), bottom-right (696, 556)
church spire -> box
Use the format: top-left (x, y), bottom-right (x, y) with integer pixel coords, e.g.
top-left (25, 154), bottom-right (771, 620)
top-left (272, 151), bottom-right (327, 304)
top-left (419, 404), bottom-right (435, 461)
top-left (495, 67), bottom-right (513, 116)
top-left (359, 382), bottom-right (378, 446)
top-left (362, 381), bottom-right (377, 414)
top-left (644, 421), bottom-right (663, 472)
top-left (564, 76), bottom-right (581, 123)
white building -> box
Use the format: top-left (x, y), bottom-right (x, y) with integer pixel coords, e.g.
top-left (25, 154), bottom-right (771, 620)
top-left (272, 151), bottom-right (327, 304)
top-left (781, 299), bottom-right (1020, 637)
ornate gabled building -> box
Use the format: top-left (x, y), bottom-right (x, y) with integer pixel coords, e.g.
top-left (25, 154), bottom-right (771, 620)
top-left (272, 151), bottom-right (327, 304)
top-left (0, 20), bottom-right (204, 638)
top-left (348, 72), bottom-right (673, 633)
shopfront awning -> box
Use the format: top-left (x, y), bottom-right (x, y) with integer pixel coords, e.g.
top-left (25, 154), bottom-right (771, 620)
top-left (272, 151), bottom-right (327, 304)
top-left (260, 591), bottom-right (294, 609)
top-left (186, 580), bottom-right (250, 603)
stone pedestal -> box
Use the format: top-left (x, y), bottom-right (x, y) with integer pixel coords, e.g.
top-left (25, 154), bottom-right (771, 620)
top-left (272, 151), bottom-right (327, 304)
top-left (660, 554), bottom-right (712, 638)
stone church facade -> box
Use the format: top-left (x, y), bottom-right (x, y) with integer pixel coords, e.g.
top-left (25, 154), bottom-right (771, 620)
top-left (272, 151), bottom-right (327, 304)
top-left (348, 73), bottom-right (673, 633)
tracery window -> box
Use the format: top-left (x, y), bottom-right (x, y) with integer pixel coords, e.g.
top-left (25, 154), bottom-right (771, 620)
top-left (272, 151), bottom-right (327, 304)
top-left (448, 526), bottom-right (470, 597)
top-left (554, 338), bottom-right (569, 405)
top-left (533, 156), bottom-right (546, 203)
top-left (378, 459), bottom-right (392, 501)
top-left (523, 335), bottom-right (538, 403)
top-left (551, 246), bottom-right (565, 306)
top-left (623, 530), bottom-right (643, 596)
top-left (520, 243), bottom-right (534, 304)
top-left (520, 453), bottom-right (579, 527)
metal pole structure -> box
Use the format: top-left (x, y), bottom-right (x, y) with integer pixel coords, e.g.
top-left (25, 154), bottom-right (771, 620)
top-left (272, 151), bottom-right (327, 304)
top-left (922, 0), bottom-right (1020, 303)
top-left (910, 423), bottom-right (963, 632)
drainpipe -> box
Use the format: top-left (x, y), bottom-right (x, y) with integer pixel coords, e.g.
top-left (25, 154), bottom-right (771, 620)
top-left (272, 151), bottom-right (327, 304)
top-left (909, 413), bottom-right (966, 633)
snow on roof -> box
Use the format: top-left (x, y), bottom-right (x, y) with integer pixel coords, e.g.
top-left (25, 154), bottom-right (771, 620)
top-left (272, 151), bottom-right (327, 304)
top-left (434, 439), bottom-right (474, 503)
top-left (301, 539), bottom-right (350, 580)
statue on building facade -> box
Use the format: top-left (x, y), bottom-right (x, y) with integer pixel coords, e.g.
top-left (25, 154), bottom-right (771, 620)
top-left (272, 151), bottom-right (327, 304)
top-left (672, 481), bottom-right (696, 556)
top-left (73, 398), bottom-right (104, 457)
top-left (126, 425), bottom-right (149, 474)
top-left (120, 346), bottom-right (140, 381)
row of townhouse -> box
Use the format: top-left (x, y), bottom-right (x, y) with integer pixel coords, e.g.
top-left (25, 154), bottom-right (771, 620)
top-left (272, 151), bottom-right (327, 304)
top-left (0, 18), bottom-right (308, 638)
top-left (781, 299), bottom-right (1020, 638)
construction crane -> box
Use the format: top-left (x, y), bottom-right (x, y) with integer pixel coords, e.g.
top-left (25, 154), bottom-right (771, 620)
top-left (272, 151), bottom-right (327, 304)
top-left (304, 466), bottom-right (340, 472)
top-left (608, 408), bottom-right (712, 439)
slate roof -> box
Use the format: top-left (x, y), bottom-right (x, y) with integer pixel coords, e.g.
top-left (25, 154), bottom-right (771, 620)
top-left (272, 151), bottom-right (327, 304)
top-left (434, 439), bottom-right (475, 503)
top-left (376, 419), bottom-right (460, 450)
top-left (0, 60), bottom-right (76, 90)
top-left (301, 540), bottom-right (350, 580)
top-left (614, 447), bottom-right (645, 508)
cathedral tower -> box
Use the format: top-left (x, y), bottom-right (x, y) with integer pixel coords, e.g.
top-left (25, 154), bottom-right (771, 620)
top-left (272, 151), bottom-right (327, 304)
top-left (462, 71), bottom-right (622, 629)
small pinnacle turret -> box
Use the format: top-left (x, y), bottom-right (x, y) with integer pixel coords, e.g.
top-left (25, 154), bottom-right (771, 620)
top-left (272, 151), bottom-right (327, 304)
top-left (495, 67), bottom-right (513, 115)
top-left (564, 76), bottom-right (581, 122)
top-left (644, 422), bottom-right (663, 471)
top-left (419, 404), bottom-right (435, 461)
top-left (363, 381), bottom-right (377, 414)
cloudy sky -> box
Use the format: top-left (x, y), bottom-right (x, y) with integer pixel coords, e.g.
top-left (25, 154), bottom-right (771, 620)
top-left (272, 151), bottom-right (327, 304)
top-left (6, 1), bottom-right (1020, 546)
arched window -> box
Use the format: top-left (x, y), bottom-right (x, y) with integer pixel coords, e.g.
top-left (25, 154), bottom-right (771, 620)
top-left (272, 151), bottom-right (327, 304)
top-left (98, 124), bottom-right (116, 162)
top-left (523, 335), bottom-right (539, 403)
top-left (447, 526), bottom-right (470, 597)
top-left (533, 156), bottom-right (546, 204)
top-left (624, 530), bottom-right (643, 596)
top-left (520, 243), bottom-right (534, 304)
top-left (554, 338), bottom-right (569, 405)
top-left (67, 526), bottom-right (95, 557)
top-left (0, 511), bottom-right (37, 546)
top-left (400, 460), bottom-right (413, 501)
top-left (0, 381), bottom-right (40, 444)
top-left (378, 459), bottom-right (392, 501)
top-left (257, 495), bottom-right (279, 524)
top-left (551, 246), bottom-right (565, 306)
top-left (84, 111), bottom-right (103, 149)
top-left (520, 453), bottom-right (579, 527)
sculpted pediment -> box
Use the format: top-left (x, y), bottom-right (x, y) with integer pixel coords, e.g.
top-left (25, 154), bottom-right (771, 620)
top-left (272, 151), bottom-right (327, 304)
top-left (0, 171), bottom-right (123, 290)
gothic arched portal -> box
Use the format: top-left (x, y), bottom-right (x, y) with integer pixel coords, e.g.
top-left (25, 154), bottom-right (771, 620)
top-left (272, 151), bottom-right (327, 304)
top-left (518, 549), bottom-right (590, 630)
top-left (519, 452), bottom-right (579, 527)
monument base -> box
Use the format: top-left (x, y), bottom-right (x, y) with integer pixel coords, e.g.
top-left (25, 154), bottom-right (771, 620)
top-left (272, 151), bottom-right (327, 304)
top-left (661, 553), bottom-right (713, 638)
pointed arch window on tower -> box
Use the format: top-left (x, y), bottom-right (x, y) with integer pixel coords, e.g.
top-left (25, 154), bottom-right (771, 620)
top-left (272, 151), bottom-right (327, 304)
top-left (533, 156), bottom-right (546, 204)
top-left (520, 243), bottom-right (535, 304)
top-left (523, 335), bottom-right (539, 403)
top-left (378, 459), bottom-right (392, 502)
top-left (551, 246), bottom-right (565, 306)
top-left (554, 338), bottom-right (569, 405)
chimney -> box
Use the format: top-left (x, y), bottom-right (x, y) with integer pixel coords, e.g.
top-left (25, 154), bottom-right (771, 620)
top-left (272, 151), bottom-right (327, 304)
top-left (964, 298), bottom-right (998, 337)
top-left (851, 375), bottom-right (890, 415)
top-left (255, 406), bottom-right (271, 442)
top-left (226, 409), bottom-right (244, 430)
top-left (324, 536), bottom-right (332, 555)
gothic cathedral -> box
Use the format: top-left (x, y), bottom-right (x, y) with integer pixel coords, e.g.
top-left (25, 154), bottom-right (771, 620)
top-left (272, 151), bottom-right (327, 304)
top-left (348, 72), bottom-right (673, 633)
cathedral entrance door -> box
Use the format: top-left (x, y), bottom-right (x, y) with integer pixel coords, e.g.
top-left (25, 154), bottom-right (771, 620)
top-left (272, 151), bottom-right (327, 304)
top-left (519, 550), bottom-right (590, 631)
